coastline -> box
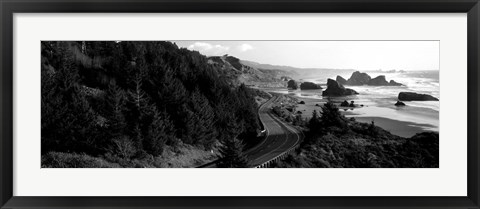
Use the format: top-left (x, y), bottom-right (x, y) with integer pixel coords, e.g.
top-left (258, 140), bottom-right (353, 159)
top-left (270, 90), bottom-right (438, 138)
top-left (346, 116), bottom-right (435, 138)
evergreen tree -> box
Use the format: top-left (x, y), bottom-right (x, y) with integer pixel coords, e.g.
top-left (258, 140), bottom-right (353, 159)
top-left (215, 96), bottom-right (242, 143)
top-left (320, 102), bottom-right (348, 131)
top-left (129, 73), bottom-right (147, 109)
top-left (41, 41), bottom-right (266, 163)
top-left (177, 105), bottom-right (197, 144)
top-left (308, 110), bottom-right (321, 132)
top-left (368, 120), bottom-right (378, 136)
top-left (236, 84), bottom-right (260, 141)
top-left (218, 138), bottom-right (249, 168)
top-left (126, 71), bottom-right (149, 149)
top-left (188, 89), bottom-right (217, 148)
top-left (143, 107), bottom-right (174, 156)
top-left (158, 69), bottom-right (188, 111)
top-left (104, 82), bottom-right (126, 138)
top-left (41, 42), bottom-right (98, 154)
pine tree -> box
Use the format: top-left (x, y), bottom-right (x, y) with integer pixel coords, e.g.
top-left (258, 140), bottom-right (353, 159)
top-left (217, 138), bottom-right (249, 168)
top-left (177, 105), bottom-right (197, 144)
top-left (188, 89), bottom-right (217, 148)
top-left (320, 101), bottom-right (345, 128)
top-left (126, 71), bottom-right (149, 149)
top-left (157, 69), bottom-right (188, 113)
top-left (143, 107), bottom-right (175, 156)
top-left (130, 73), bottom-right (147, 109)
top-left (41, 41), bottom-right (274, 164)
top-left (41, 42), bottom-right (98, 154)
top-left (308, 110), bottom-right (321, 132)
top-left (235, 84), bottom-right (260, 141)
top-left (215, 97), bottom-right (242, 143)
top-left (368, 120), bottom-right (378, 136)
top-left (105, 82), bottom-right (126, 138)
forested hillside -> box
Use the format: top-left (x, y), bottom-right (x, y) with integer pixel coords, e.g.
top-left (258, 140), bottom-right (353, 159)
top-left (208, 55), bottom-right (294, 88)
top-left (41, 41), bottom-right (261, 167)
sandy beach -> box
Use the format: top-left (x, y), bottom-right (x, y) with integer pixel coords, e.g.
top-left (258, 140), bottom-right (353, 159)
top-left (271, 91), bottom-right (436, 138)
top-left (347, 116), bottom-right (434, 138)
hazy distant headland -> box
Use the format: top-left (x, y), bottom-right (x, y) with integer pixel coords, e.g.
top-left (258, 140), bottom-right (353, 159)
top-left (41, 41), bottom-right (439, 168)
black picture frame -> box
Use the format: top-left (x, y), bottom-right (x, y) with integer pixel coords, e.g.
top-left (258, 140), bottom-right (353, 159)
top-left (1, 0), bottom-right (479, 208)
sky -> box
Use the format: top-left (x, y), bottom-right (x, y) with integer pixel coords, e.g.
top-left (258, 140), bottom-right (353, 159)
top-left (173, 41), bottom-right (439, 71)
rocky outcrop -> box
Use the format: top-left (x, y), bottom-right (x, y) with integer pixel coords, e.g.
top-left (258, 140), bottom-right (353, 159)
top-left (368, 75), bottom-right (389, 86)
top-left (322, 79), bottom-right (358, 96)
top-left (389, 80), bottom-right (402, 86)
top-left (287, 80), bottom-right (298, 89)
top-left (336, 76), bottom-right (347, 85)
top-left (398, 92), bottom-right (439, 101)
top-left (300, 82), bottom-right (322, 90)
top-left (347, 71), bottom-right (371, 85)
top-left (367, 76), bottom-right (402, 86)
top-left (349, 101), bottom-right (355, 107)
top-left (340, 71), bottom-right (403, 86)
top-left (340, 100), bottom-right (356, 107)
top-left (394, 101), bottom-right (406, 106)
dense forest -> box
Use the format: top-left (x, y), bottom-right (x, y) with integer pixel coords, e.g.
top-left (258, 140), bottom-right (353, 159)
top-left (41, 41), bottom-right (261, 168)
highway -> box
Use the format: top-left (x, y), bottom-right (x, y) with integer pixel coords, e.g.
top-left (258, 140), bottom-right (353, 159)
top-left (244, 95), bottom-right (303, 167)
top-left (198, 95), bottom-right (303, 168)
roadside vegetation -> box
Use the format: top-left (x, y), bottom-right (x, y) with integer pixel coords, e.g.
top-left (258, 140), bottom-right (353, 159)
top-left (271, 101), bottom-right (439, 168)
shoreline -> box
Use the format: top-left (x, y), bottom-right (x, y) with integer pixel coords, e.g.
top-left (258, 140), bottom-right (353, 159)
top-left (346, 116), bottom-right (436, 138)
top-left (268, 90), bottom-right (437, 138)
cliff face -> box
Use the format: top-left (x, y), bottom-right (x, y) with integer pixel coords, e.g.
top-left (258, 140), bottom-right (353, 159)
top-left (207, 55), bottom-right (295, 88)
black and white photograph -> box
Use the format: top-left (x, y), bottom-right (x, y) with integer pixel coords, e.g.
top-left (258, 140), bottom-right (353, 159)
top-left (41, 41), bottom-right (439, 168)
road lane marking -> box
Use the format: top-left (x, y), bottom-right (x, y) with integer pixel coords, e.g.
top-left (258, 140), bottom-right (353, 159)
top-left (245, 96), bottom-right (275, 155)
top-left (251, 112), bottom-right (291, 166)
top-left (254, 103), bottom-right (305, 167)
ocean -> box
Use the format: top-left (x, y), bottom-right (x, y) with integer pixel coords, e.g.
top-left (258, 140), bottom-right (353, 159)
top-left (268, 70), bottom-right (440, 135)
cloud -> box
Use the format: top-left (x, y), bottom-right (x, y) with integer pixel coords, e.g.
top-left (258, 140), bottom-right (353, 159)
top-left (238, 44), bottom-right (253, 52)
top-left (187, 42), bottom-right (230, 55)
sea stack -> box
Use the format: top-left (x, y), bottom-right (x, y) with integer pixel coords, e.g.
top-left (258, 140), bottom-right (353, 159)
top-left (368, 75), bottom-right (390, 86)
top-left (398, 92), bottom-right (439, 101)
top-left (322, 79), bottom-right (358, 96)
top-left (336, 76), bottom-right (348, 85)
top-left (346, 71), bottom-right (371, 85)
top-left (300, 82), bottom-right (322, 90)
top-left (339, 71), bottom-right (403, 86)
top-left (394, 101), bottom-right (406, 106)
top-left (287, 80), bottom-right (298, 89)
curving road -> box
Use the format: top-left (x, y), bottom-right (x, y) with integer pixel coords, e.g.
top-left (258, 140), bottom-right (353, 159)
top-left (198, 95), bottom-right (303, 168)
top-left (244, 95), bottom-right (303, 167)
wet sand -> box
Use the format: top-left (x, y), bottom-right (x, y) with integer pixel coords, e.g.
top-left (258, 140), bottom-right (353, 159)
top-left (284, 94), bottom-right (434, 138)
top-left (347, 116), bottom-right (435, 138)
